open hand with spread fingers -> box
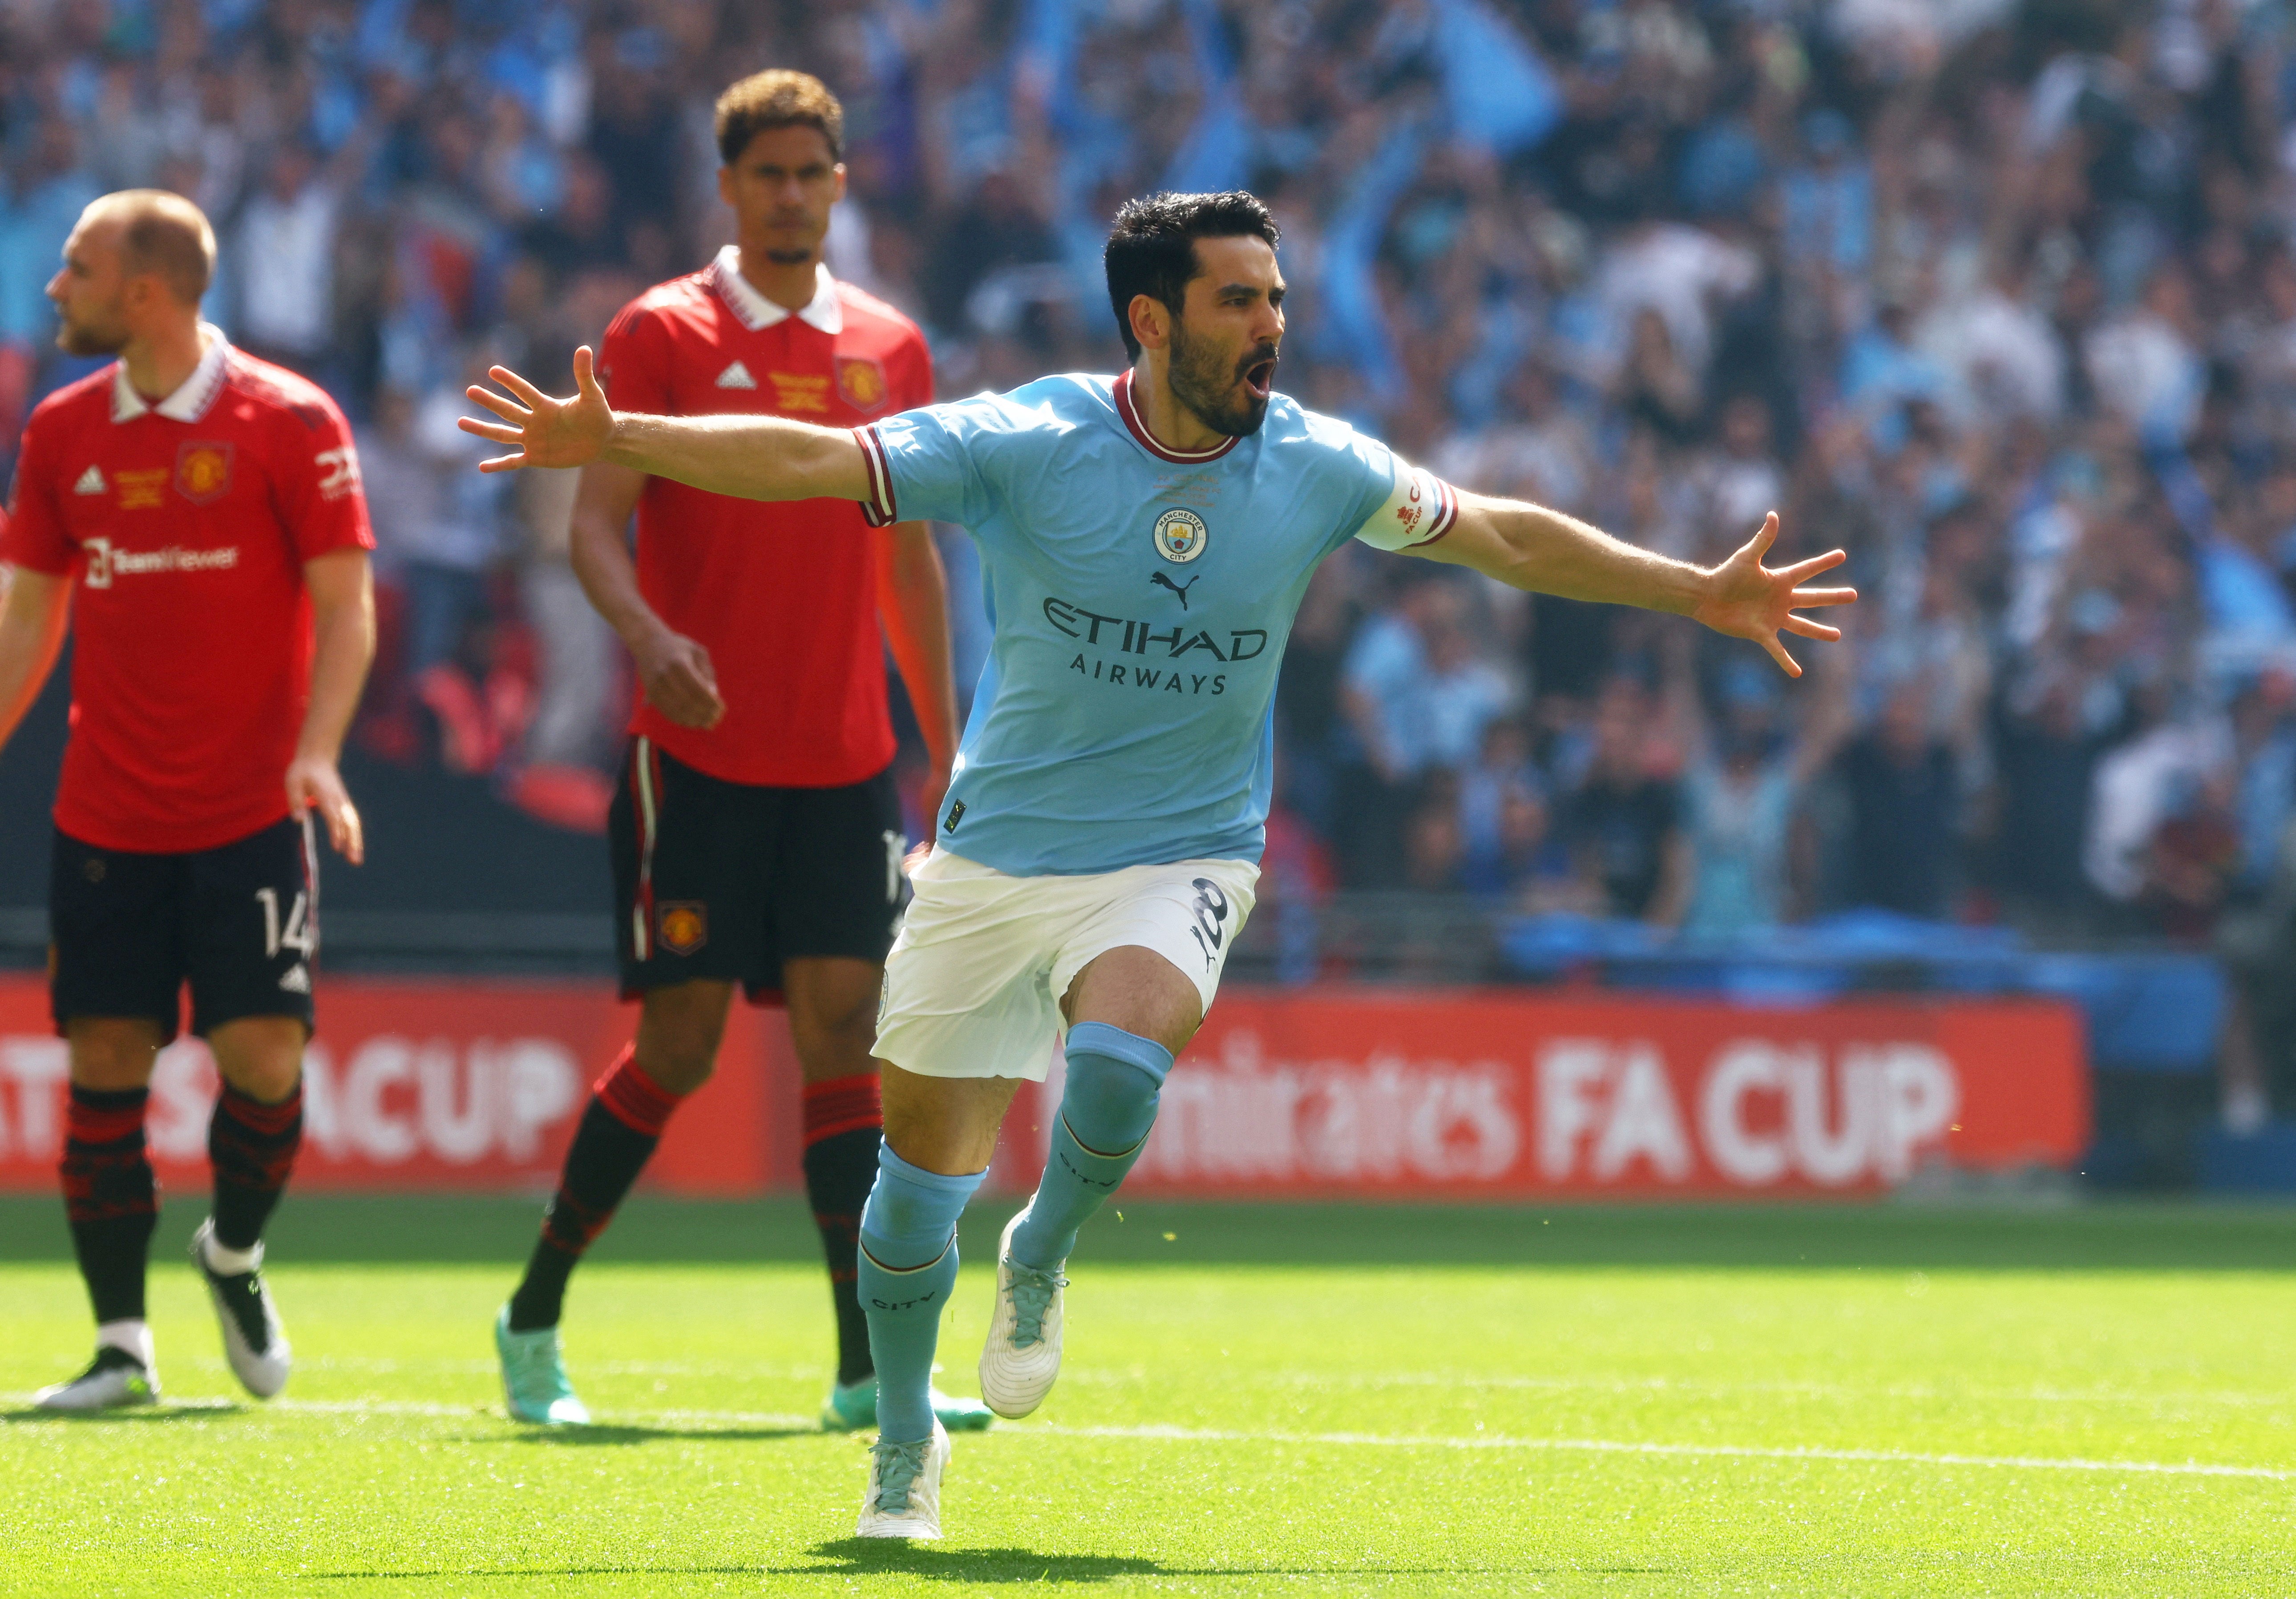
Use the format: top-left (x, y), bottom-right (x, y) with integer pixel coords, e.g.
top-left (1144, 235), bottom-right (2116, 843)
top-left (1689, 512), bottom-right (1857, 676)
top-left (460, 347), bottom-right (614, 473)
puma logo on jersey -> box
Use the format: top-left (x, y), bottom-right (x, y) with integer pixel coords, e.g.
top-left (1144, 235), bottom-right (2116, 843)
top-left (715, 361), bottom-right (758, 390)
top-left (1149, 571), bottom-right (1200, 609)
top-left (73, 465), bottom-right (106, 495)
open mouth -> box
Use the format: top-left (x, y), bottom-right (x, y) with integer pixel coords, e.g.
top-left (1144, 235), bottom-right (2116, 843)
top-left (1242, 358), bottom-right (1276, 401)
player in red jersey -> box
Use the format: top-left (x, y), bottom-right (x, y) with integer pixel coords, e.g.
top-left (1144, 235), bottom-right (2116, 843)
top-left (489, 71), bottom-right (986, 1433)
top-left (0, 191), bottom-right (375, 1409)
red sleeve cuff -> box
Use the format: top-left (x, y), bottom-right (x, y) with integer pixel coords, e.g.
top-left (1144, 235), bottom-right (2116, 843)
top-left (1407, 474), bottom-right (1459, 549)
top-left (854, 425), bottom-right (898, 527)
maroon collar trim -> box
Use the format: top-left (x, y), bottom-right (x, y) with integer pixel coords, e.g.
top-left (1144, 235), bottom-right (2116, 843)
top-left (1113, 369), bottom-right (1240, 463)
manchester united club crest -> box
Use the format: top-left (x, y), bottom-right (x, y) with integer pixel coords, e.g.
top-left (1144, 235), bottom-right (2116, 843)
top-left (836, 355), bottom-right (889, 413)
top-left (658, 902), bottom-right (708, 955)
top-left (1152, 507), bottom-right (1209, 563)
top-left (174, 441), bottom-right (234, 505)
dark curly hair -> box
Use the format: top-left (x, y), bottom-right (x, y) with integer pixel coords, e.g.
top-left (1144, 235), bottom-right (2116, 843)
top-left (1104, 191), bottom-right (1281, 360)
top-left (715, 70), bottom-right (843, 166)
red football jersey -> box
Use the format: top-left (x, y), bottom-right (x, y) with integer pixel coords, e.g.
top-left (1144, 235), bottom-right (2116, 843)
top-left (1, 336), bottom-right (373, 853)
top-left (596, 249), bottom-right (933, 787)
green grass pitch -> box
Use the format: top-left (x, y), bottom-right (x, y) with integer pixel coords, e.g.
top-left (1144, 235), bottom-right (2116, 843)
top-left (4, 1196), bottom-right (2293, 1596)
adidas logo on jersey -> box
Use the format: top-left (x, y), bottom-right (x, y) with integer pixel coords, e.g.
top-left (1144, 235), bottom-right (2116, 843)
top-left (715, 361), bottom-right (758, 390)
top-left (278, 963), bottom-right (311, 994)
top-left (73, 465), bottom-right (106, 495)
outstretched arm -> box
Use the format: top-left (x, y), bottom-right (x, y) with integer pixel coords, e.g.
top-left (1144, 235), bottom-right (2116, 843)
top-left (461, 347), bottom-right (873, 504)
top-left (1415, 495), bottom-right (1855, 677)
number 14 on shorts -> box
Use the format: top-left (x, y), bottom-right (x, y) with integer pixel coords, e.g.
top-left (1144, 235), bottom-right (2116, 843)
top-left (255, 887), bottom-right (314, 959)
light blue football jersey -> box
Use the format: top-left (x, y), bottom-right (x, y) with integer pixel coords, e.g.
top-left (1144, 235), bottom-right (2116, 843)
top-left (855, 369), bottom-right (1456, 876)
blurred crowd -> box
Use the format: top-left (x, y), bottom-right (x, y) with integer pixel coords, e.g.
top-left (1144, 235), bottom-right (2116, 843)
top-left (7, 0), bottom-right (2296, 981)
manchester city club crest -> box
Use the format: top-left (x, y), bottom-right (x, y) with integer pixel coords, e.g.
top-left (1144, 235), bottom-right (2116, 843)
top-left (1152, 507), bottom-right (1209, 563)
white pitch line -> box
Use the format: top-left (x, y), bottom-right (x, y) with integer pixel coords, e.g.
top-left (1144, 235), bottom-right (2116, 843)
top-left (1256, 1369), bottom-right (2296, 1410)
top-left (1008, 1422), bottom-right (2296, 1482)
top-left (12, 1395), bottom-right (2288, 1482)
top-left (143, 1361), bottom-right (2296, 1411)
top-left (274, 1398), bottom-right (821, 1429)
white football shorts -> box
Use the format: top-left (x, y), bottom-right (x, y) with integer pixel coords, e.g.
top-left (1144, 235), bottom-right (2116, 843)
top-left (873, 847), bottom-right (1260, 1081)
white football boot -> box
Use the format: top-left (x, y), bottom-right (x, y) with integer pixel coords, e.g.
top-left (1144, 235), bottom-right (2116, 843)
top-left (190, 1218), bottom-right (292, 1398)
top-left (856, 1418), bottom-right (950, 1539)
top-left (34, 1345), bottom-right (160, 1411)
top-left (978, 1208), bottom-right (1067, 1419)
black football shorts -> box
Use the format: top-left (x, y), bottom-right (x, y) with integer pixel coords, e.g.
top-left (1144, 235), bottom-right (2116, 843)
top-left (607, 736), bottom-right (906, 1004)
top-left (49, 814), bottom-right (319, 1043)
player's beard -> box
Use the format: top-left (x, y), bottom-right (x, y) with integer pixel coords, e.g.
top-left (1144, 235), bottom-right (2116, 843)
top-left (56, 299), bottom-right (130, 356)
top-left (1168, 317), bottom-right (1274, 439)
top-left (761, 206), bottom-right (825, 268)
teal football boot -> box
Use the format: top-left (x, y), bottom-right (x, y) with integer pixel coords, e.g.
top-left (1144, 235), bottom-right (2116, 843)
top-left (822, 1375), bottom-right (995, 1434)
top-left (494, 1305), bottom-right (591, 1425)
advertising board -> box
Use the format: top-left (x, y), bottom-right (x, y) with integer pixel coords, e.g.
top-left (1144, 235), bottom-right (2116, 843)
top-left (0, 980), bottom-right (2085, 1198)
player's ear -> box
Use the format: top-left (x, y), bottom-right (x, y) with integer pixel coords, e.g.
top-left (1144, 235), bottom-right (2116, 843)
top-left (716, 165), bottom-right (736, 210)
top-left (1129, 293), bottom-right (1170, 353)
top-left (832, 163), bottom-right (848, 205)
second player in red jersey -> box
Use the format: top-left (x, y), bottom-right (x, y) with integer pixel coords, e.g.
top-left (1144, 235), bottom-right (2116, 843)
top-left (482, 71), bottom-right (980, 1440)
top-left (597, 243), bottom-right (932, 786)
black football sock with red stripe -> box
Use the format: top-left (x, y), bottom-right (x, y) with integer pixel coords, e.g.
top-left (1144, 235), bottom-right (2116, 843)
top-left (506, 1046), bottom-right (682, 1332)
top-left (209, 1081), bottom-right (304, 1251)
top-left (61, 1086), bottom-right (159, 1325)
top-left (801, 1072), bottom-right (884, 1388)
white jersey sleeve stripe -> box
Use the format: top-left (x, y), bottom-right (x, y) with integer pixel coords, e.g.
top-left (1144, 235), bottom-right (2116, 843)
top-left (853, 425), bottom-right (898, 527)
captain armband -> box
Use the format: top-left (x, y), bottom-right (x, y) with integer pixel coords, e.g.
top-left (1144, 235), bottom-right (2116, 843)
top-left (1352, 465), bottom-right (1460, 552)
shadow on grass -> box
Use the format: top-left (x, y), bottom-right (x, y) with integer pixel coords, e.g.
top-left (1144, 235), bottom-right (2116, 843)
top-left (302, 1544), bottom-right (1586, 1582)
top-left (470, 1421), bottom-right (819, 1445)
top-left (789, 1541), bottom-right (1593, 1581)
top-left (1, 1403), bottom-right (243, 1424)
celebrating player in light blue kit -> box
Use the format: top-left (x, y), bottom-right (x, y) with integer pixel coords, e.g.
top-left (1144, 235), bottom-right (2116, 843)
top-left (462, 191), bottom-right (1856, 1540)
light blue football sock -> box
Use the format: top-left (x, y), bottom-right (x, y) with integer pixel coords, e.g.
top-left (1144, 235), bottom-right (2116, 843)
top-left (1009, 1022), bottom-right (1173, 1272)
top-left (857, 1145), bottom-right (985, 1445)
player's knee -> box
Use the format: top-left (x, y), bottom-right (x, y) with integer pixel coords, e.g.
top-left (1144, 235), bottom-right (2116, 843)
top-left (207, 1016), bottom-right (310, 1103)
top-left (785, 961), bottom-right (882, 1072)
top-left (226, 1057), bottom-right (304, 1104)
top-left (65, 1018), bottom-right (163, 1090)
top-left (632, 1046), bottom-right (715, 1097)
top-left (859, 1146), bottom-right (979, 1266)
top-left (788, 1004), bottom-right (877, 1076)
top-left (1063, 1050), bottom-right (1163, 1126)
top-left (878, 1107), bottom-right (992, 1179)
top-left (634, 984), bottom-right (732, 1092)
top-left (1060, 1023), bottom-right (1173, 1154)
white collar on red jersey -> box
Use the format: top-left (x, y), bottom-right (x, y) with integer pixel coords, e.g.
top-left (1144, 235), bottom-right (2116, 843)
top-left (111, 325), bottom-right (232, 424)
top-left (711, 247), bottom-right (843, 336)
